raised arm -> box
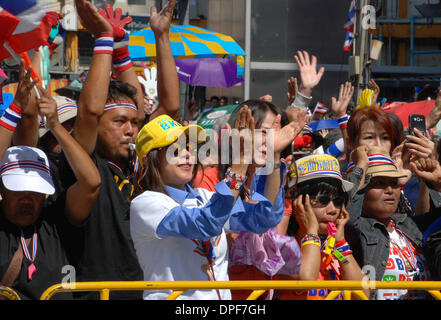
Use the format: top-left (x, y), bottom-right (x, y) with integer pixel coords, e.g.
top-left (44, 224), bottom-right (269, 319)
top-left (331, 81), bottom-right (354, 142)
top-left (73, 0), bottom-right (114, 155)
top-left (148, 0), bottom-right (180, 121)
top-left (293, 51), bottom-right (324, 100)
top-left (97, 5), bottom-right (146, 126)
top-left (12, 60), bottom-right (40, 147)
top-left (264, 108), bottom-right (307, 205)
top-left (37, 85), bottom-right (101, 225)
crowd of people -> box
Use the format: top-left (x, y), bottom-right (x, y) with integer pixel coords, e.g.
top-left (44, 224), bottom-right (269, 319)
top-left (2, 0), bottom-right (441, 301)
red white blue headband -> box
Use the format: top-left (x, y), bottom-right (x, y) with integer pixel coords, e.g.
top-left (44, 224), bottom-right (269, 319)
top-left (104, 103), bottom-right (137, 112)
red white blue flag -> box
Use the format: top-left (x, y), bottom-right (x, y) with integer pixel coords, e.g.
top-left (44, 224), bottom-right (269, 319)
top-left (344, 0), bottom-right (356, 52)
top-left (313, 102), bottom-right (328, 114)
top-left (0, 0), bottom-right (51, 61)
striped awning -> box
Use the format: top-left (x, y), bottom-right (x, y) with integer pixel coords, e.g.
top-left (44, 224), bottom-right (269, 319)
top-left (129, 25), bottom-right (246, 61)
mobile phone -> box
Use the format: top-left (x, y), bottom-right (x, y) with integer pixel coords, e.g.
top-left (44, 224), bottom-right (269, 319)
top-left (408, 114), bottom-right (426, 136)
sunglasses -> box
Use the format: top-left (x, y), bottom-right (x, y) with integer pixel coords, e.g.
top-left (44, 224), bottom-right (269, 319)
top-left (310, 194), bottom-right (346, 207)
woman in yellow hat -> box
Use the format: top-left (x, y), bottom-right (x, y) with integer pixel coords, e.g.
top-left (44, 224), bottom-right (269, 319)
top-left (130, 110), bottom-right (284, 300)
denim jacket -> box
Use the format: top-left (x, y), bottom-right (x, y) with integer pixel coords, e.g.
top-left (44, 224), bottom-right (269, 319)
top-left (345, 171), bottom-right (441, 288)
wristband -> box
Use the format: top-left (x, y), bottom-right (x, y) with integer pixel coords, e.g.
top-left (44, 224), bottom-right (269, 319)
top-left (301, 240), bottom-right (321, 248)
top-left (0, 103), bottom-right (23, 131)
top-left (93, 34), bottom-right (114, 55)
top-left (224, 167), bottom-right (247, 190)
top-left (112, 32), bottom-right (133, 72)
top-left (301, 234), bottom-right (321, 244)
top-left (336, 113), bottom-right (349, 129)
top-left (334, 239), bottom-right (353, 256)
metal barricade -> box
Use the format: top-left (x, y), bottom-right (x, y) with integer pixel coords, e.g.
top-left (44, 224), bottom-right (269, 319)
top-left (39, 280), bottom-right (441, 300)
top-left (0, 286), bottom-right (21, 300)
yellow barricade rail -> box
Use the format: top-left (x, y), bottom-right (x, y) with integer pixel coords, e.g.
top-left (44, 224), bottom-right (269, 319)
top-left (0, 286), bottom-right (21, 300)
top-left (40, 280), bottom-right (441, 300)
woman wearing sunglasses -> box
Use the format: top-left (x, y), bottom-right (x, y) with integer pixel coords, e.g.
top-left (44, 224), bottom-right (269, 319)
top-left (280, 154), bottom-right (368, 300)
top-left (346, 146), bottom-right (437, 300)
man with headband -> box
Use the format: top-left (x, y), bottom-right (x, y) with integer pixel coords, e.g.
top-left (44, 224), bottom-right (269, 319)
top-left (61, 0), bottom-right (180, 299)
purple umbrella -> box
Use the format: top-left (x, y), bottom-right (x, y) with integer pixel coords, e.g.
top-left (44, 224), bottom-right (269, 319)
top-left (175, 58), bottom-right (244, 88)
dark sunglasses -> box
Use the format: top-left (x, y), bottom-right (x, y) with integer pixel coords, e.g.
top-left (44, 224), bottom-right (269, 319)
top-left (311, 194), bottom-right (346, 207)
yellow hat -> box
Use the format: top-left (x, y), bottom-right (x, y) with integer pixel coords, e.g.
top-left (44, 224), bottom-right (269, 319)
top-left (288, 154), bottom-right (354, 192)
top-left (135, 115), bottom-right (206, 166)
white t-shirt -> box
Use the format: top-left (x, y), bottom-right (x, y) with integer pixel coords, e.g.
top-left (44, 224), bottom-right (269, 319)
top-left (130, 185), bottom-right (232, 300)
top-left (376, 229), bottom-right (430, 300)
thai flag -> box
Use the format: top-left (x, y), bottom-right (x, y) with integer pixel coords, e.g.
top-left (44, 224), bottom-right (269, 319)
top-left (0, 7), bottom-right (20, 46)
top-left (0, 0), bottom-right (51, 61)
top-left (344, 0), bottom-right (356, 52)
top-left (313, 102), bottom-right (328, 114)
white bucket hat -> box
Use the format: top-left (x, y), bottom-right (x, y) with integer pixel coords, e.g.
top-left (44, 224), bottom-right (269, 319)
top-left (38, 96), bottom-right (77, 138)
top-left (0, 146), bottom-right (55, 195)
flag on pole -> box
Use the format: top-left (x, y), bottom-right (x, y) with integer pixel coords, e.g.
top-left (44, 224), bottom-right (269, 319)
top-left (313, 102), bottom-right (328, 114)
top-left (344, 0), bottom-right (356, 52)
top-left (0, 7), bottom-right (20, 46)
top-left (0, 0), bottom-right (51, 61)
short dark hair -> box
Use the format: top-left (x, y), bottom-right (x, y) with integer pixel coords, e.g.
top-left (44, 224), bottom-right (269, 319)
top-left (287, 177), bottom-right (348, 237)
top-left (107, 80), bottom-right (138, 107)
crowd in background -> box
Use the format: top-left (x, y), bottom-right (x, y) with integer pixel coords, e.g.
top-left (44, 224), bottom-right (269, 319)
top-left (2, 0), bottom-right (441, 301)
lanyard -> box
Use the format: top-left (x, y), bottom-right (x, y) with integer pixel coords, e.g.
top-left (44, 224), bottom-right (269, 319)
top-left (20, 226), bottom-right (37, 281)
top-left (107, 157), bottom-right (140, 180)
top-left (390, 222), bottom-right (419, 273)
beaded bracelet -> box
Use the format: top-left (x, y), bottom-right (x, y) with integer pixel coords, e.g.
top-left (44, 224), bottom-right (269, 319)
top-left (0, 102), bottom-right (23, 131)
top-left (301, 234), bottom-right (321, 248)
top-left (336, 113), bottom-right (349, 130)
top-left (301, 234), bottom-right (320, 244)
top-left (224, 167), bottom-right (247, 190)
top-left (93, 33), bottom-right (114, 55)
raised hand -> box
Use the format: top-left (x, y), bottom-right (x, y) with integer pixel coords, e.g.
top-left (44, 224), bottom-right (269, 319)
top-left (410, 158), bottom-right (441, 192)
top-left (273, 108), bottom-right (307, 154)
top-left (98, 5), bottom-right (132, 41)
top-left (14, 60), bottom-right (38, 111)
top-left (287, 77), bottom-right (298, 105)
top-left (390, 141), bottom-right (413, 186)
top-left (331, 81), bottom-right (354, 117)
top-left (294, 51), bottom-right (325, 97)
top-left (258, 94), bottom-right (273, 103)
top-left (334, 205), bottom-right (350, 242)
top-left (150, 0), bottom-right (176, 36)
top-left (36, 85), bottom-right (59, 131)
top-left (231, 105), bottom-right (254, 166)
top-left (369, 79), bottom-right (380, 105)
top-left (426, 90), bottom-right (441, 129)
top-left (405, 128), bottom-right (435, 159)
top-left (75, 0), bottom-right (113, 37)
top-left (349, 145), bottom-right (370, 169)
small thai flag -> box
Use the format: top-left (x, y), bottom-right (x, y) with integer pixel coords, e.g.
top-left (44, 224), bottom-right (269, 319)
top-left (313, 102), bottom-right (328, 114)
top-left (344, 0), bottom-right (356, 52)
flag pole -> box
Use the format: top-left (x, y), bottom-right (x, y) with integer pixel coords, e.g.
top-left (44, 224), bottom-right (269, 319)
top-left (3, 42), bottom-right (41, 99)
